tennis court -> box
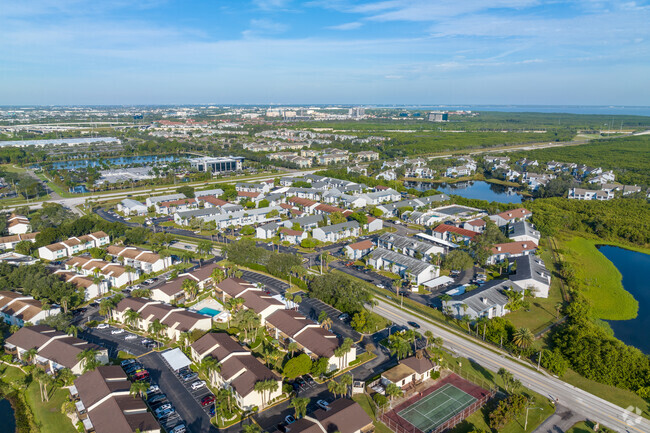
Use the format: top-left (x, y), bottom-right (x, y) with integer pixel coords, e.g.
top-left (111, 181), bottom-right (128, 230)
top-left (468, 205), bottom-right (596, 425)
top-left (397, 383), bottom-right (477, 432)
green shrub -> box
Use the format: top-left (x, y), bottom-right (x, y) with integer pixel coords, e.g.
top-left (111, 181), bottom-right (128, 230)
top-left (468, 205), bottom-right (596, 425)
top-left (373, 393), bottom-right (388, 408)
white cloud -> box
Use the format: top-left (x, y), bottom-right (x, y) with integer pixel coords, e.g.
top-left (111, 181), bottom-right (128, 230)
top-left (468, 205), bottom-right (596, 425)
top-left (327, 21), bottom-right (363, 30)
top-left (242, 18), bottom-right (289, 37)
top-left (252, 0), bottom-right (291, 10)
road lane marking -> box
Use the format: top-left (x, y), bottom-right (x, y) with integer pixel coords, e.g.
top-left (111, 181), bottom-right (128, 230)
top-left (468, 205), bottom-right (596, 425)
top-left (373, 304), bottom-right (649, 433)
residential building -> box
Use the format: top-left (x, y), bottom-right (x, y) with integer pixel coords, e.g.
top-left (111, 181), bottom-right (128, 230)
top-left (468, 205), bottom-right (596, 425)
top-left (38, 231), bottom-right (110, 261)
top-left (72, 366), bottom-right (160, 433)
top-left (356, 150), bottom-right (380, 161)
top-left (117, 199), bottom-right (148, 216)
top-left (443, 279), bottom-right (514, 319)
top-left (7, 214), bottom-right (30, 234)
top-left (312, 221), bottom-right (360, 243)
top-left (381, 353), bottom-right (438, 390)
top-left (145, 193), bottom-right (185, 207)
top-left (0, 232), bottom-right (38, 250)
top-left (568, 187), bottom-right (615, 201)
top-left (106, 245), bottom-right (171, 273)
top-left (282, 398), bottom-right (374, 433)
top-left (489, 208), bottom-right (532, 227)
top-left (509, 255), bottom-right (551, 298)
top-left (431, 224), bottom-right (478, 244)
top-left (507, 221), bottom-right (541, 243)
top-left (377, 233), bottom-right (445, 260)
top-left (463, 218), bottom-right (486, 233)
top-left (55, 270), bottom-right (109, 300)
top-left (0, 252), bottom-right (39, 266)
top-left (151, 263), bottom-right (224, 303)
top-left (190, 333), bottom-right (282, 410)
top-left (487, 241), bottom-right (538, 265)
top-left (174, 206), bottom-right (281, 229)
top-left (0, 291), bottom-right (61, 326)
top-left (367, 247), bottom-right (439, 286)
top-left (155, 198), bottom-right (198, 215)
top-left (5, 325), bottom-right (108, 374)
top-left (344, 239), bottom-right (375, 260)
top-left (279, 227), bottom-right (307, 245)
top-left (66, 256), bottom-right (135, 288)
top-left (114, 298), bottom-right (212, 341)
top-left (280, 214), bottom-right (324, 232)
top-left (375, 170), bottom-right (397, 181)
top-left (235, 182), bottom-right (272, 194)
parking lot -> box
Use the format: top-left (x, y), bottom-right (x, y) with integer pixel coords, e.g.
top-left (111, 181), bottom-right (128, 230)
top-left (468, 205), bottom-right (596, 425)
top-left (83, 325), bottom-right (218, 433)
top-left (297, 295), bottom-right (361, 343)
top-left (241, 270), bottom-right (290, 295)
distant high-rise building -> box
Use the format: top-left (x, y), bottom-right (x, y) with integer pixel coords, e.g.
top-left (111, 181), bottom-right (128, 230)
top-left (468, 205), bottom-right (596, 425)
top-left (348, 107), bottom-right (365, 118)
top-left (428, 111), bottom-right (449, 122)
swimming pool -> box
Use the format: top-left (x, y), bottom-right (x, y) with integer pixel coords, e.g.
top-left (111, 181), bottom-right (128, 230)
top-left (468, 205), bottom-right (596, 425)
top-left (197, 307), bottom-right (222, 317)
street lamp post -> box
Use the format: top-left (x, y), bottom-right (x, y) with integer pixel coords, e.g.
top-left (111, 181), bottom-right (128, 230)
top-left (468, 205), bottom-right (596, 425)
top-left (525, 406), bottom-right (543, 430)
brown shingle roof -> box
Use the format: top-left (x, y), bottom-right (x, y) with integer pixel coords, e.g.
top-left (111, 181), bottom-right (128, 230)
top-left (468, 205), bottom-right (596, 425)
top-left (347, 239), bottom-right (373, 250)
top-left (216, 278), bottom-right (256, 297)
top-left (491, 241), bottom-right (538, 255)
top-left (400, 355), bottom-right (435, 375)
top-left (313, 398), bottom-right (373, 433)
top-left (191, 333), bottom-right (247, 361)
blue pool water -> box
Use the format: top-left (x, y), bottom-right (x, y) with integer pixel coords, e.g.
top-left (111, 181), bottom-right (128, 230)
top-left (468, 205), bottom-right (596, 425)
top-left (197, 307), bottom-right (221, 317)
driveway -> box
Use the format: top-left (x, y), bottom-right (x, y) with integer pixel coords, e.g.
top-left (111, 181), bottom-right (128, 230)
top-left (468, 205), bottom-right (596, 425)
top-left (241, 270), bottom-right (290, 295)
top-left (533, 405), bottom-right (584, 433)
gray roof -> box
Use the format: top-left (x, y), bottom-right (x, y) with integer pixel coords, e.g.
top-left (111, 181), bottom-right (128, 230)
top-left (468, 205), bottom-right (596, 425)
top-left (287, 214), bottom-right (323, 228)
top-left (510, 255), bottom-right (550, 285)
top-left (120, 198), bottom-right (145, 209)
top-left (369, 247), bottom-right (433, 275)
top-left (264, 193), bottom-right (283, 202)
top-left (148, 193), bottom-right (185, 204)
top-left (508, 221), bottom-right (540, 240)
top-left (195, 188), bottom-right (224, 197)
top-left (450, 280), bottom-right (512, 315)
top-left (377, 233), bottom-right (438, 255)
top-left (318, 220), bottom-right (359, 234)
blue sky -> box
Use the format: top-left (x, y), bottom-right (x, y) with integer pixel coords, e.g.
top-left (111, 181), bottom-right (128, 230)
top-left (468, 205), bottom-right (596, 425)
top-left (1, 0), bottom-right (649, 105)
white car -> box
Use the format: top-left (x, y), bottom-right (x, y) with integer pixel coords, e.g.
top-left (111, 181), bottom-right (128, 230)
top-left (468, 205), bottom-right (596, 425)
top-left (147, 385), bottom-right (160, 394)
top-left (111, 329), bottom-right (125, 335)
top-left (190, 380), bottom-right (206, 390)
top-left (377, 284), bottom-right (385, 289)
top-left (96, 323), bottom-right (109, 329)
top-left (170, 425), bottom-right (186, 433)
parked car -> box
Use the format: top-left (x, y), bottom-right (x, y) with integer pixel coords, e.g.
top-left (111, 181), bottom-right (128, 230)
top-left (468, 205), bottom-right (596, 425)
top-left (181, 372), bottom-right (198, 382)
top-left (147, 385), bottom-right (160, 394)
top-left (170, 425), bottom-right (186, 433)
top-left (125, 334), bottom-right (138, 340)
top-left (133, 371), bottom-right (150, 381)
top-left (111, 329), bottom-right (125, 335)
top-left (147, 394), bottom-right (167, 404)
top-left (200, 395), bottom-right (215, 406)
top-left (338, 313), bottom-right (350, 321)
top-left (191, 380), bottom-right (206, 390)
top-left (97, 323), bottom-right (109, 329)
top-left (124, 363), bottom-right (143, 373)
top-left (155, 403), bottom-right (172, 413)
top-left (407, 321), bottom-right (420, 329)
top-left (316, 400), bottom-right (329, 410)
top-left (208, 405), bottom-right (215, 417)
top-left (285, 415), bottom-right (296, 425)
top-left (120, 359), bottom-right (136, 367)
top-left (295, 378), bottom-right (306, 388)
top-left (304, 375), bottom-right (315, 385)
top-left (377, 284), bottom-right (385, 289)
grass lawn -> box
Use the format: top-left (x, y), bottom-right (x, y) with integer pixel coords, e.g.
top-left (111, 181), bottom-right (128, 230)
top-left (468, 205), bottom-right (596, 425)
top-left (566, 420), bottom-right (599, 433)
top-left (508, 242), bottom-right (565, 334)
top-left (0, 365), bottom-right (76, 433)
top-left (0, 164), bottom-right (27, 173)
top-left (562, 369), bottom-right (650, 420)
top-left (376, 270), bottom-right (401, 281)
top-left (352, 393), bottom-right (393, 433)
top-left (556, 234), bottom-right (638, 320)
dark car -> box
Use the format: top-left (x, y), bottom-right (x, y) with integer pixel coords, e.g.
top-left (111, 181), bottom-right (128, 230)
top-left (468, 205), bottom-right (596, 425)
top-left (295, 378), bottom-right (306, 388)
top-left (181, 372), bottom-right (198, 382)
top-left (407, 321), bottom-right (421, 329)
top-left (148, 394), bottom-right (167, 404)
top-left (303, 375), bottom-right (315, 385)
top-left (208, 405), bottom-right (215, 417)
top-left (201, 395), bottom-right (216, 407)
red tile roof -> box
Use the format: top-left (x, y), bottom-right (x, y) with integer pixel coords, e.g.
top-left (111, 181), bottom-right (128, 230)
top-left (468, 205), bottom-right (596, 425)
top-left (289, 196), bottom-right (317, 207)
top-left (198, 196), bottom-right (228, 206)
top-left (315, 203), bottom-right (344, 214)
top-left (432, 224), bottom-right (478, 238)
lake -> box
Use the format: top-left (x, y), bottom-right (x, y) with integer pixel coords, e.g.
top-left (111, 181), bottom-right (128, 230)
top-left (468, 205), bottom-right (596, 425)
top-left (0, 398), bottom-right (16, 433)
top-left (47, 154), bottom-right (185, 170)
top-left (405, 180), bottom-right (523, 203)
top-left (600, 245), bottom-right (650, 354)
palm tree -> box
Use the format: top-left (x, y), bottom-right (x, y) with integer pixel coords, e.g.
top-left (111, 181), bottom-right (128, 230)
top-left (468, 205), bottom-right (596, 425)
top-left (24, 347), bottom-right (38, 364)
top-left (290, 397), bottom-right (310, 419)
top-left (148, 319), bottom-right (167, 340)
top-left (320, 317), bottom-right (333, 331)
top-left (9, 324), bottom-right (19, 334)
top-left (287, 342), bottom-right (299, 358)
top-left (293, 295), bottom-right (302, 309)
top-left (178, 331), bottom-right (191, 349)
top-left (55, 368), bottom-right (75, 387)
top-left (211, 268), bottom-right (225, 286)
top-left (200, 356), bottom-right (221, 383)
top-left (61, 400), bottom-right (76, 416)
top-left (124, 310), bottom-right (141, 329)
top-left (512, 327), bottom-right (534, 349)
top-left (60, 296), bottom-right (71, 314)
top-left (424, 330), bottom-right (434, 349)
top-left (99, 298), bottom-right (114, 321)
top-left (340, 374), bottom-right (353, 398)
top-left (327, 379), bottom-right (340, 398)
top-left (32, 368), bottom-right (53, 402)
top-left (77, 348), bottom-right (101, 373)
top-left (182, 279), bottom-right (200, 302)
top-left (386, 383), bottom-right (403, 402)
top-left (130, 381), bottom-right (149, 400)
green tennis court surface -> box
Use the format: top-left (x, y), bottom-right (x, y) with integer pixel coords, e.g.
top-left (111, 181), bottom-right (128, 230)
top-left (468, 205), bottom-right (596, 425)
top-left (398, 384), bottom-right (477, 432)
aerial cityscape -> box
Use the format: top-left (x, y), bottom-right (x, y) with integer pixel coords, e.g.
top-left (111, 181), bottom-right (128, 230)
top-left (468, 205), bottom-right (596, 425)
top-left (1, 2), bottom-right (649, 433)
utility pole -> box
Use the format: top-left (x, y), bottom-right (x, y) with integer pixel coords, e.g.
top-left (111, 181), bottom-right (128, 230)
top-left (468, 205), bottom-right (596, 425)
top-left (537, 351), bottom-right (542, 371)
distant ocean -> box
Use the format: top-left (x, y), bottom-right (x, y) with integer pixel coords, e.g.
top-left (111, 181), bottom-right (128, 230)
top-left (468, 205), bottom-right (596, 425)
top-left (374, 105), bottom-right (650, 117)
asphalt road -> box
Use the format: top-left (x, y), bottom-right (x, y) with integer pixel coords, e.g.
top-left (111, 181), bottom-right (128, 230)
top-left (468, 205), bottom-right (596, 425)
top-left (369, 298), bottom-right (650, 433)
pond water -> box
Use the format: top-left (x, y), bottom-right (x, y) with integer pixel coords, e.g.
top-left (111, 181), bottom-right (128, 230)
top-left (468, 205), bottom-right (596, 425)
top-left (405, 180), bottom-right (523, 203)
top-left (0, 398), bottom-right (16, 433)
top-left (600, 245), bottom-right (650, 354)
top-left (47, 154), bottom-right (185, 170)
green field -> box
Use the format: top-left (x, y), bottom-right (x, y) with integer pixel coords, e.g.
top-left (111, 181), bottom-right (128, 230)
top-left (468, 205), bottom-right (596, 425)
top-left (557, 235), bottom-right (638, 320)
top-left (352, 394), bottom-right (393, 433)
top-left (0, 364), bottom-right (76, 433)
